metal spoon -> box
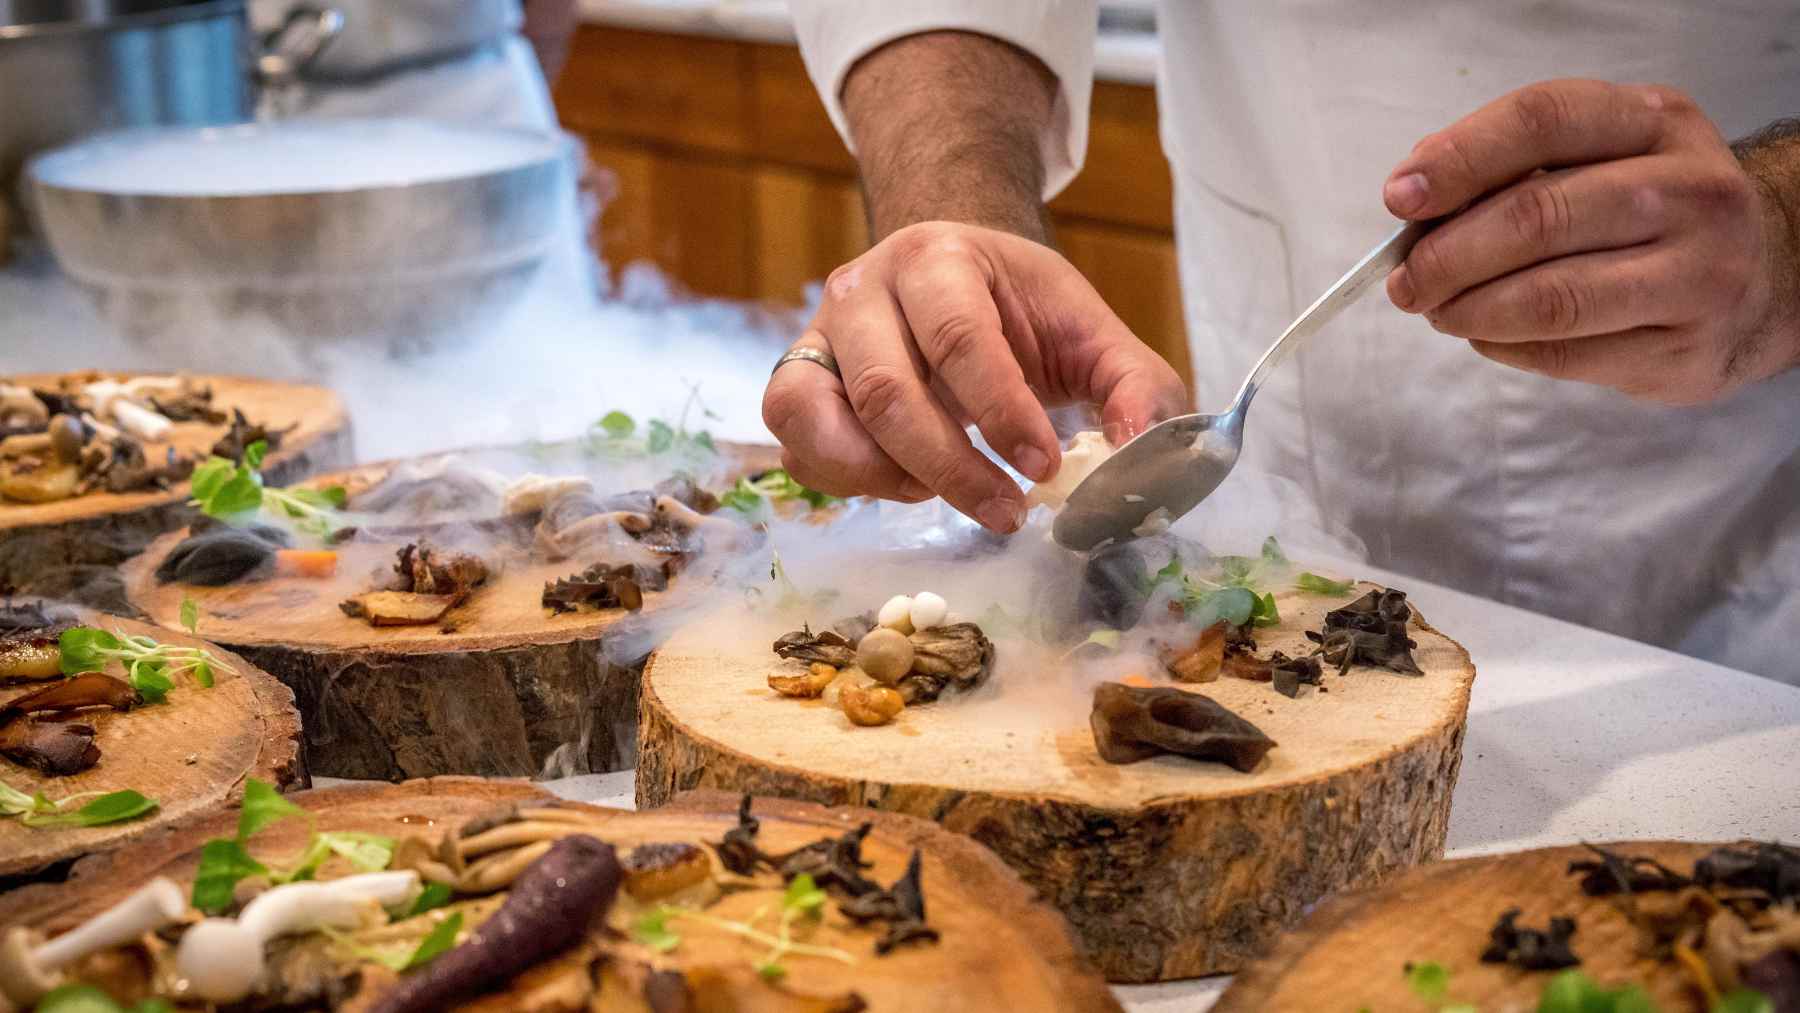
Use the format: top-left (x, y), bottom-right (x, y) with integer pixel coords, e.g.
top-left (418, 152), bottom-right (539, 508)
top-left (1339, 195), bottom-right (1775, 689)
top-left (1052, 218), bottom-right (1433, 551)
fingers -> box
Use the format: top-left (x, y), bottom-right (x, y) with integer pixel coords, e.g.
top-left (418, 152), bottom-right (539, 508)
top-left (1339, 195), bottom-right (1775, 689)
top-left (762, 330), bottom-right (928, 502)
top-left (1385, 80), bottom-right (1670, 219)
top-left (892, 249), bottom-right (1061, 482)
top-left (824, 284), bottom-right (1029, 533)
top-left (1469, 327), bottom-right (1730, 405)
top-left (1423, 245), bottom-right (1679, 344)
top-left (1074, 320), bottom-right (1191, 447)
top-left (1389, 159), bottom-right (1670, 314)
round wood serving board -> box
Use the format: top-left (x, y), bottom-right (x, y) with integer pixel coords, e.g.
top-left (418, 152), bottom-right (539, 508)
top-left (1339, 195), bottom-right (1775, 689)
top-left (1, 779), bottom-right (1122, 1013)
top-left (0, 372), bottom-right (353, 611)
top-left (1214, 841), bottom-right (1728, 1013)
top-left (639, 583), bottom-right (1477, 982)
top-left (121, 446), bottom-right (781, 781)
top-left (0, 608), bottom-right (304, 881)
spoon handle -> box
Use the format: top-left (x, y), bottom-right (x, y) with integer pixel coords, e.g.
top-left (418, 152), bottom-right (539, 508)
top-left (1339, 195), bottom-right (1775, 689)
top-left (1224, 218), bottom-right (1434, 423)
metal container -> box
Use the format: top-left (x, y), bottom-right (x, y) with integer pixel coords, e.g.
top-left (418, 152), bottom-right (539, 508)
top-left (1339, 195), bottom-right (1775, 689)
top-left (0, 0), bottom-right (340, 232)
top-left (27, 118), bottom-right (572, 348)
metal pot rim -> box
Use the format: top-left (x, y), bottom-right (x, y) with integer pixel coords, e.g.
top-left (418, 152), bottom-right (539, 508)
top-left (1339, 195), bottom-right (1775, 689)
top-left (26, 118), bottom-right (573, 200)
top-left (0, 0), bottom-right (244, 41)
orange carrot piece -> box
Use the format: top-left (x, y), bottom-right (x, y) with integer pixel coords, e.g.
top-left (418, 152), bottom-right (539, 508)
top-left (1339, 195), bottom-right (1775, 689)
top-left (275, 549), bottom-right (338, 578)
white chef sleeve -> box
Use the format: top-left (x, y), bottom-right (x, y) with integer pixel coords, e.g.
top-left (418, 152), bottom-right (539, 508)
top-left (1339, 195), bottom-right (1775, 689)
top-left (788, 0), bottom-right (1098, 199)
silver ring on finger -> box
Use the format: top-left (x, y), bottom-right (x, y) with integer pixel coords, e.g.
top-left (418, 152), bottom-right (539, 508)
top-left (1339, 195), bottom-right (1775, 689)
top-left (771, 346), bottom-right (840, 379)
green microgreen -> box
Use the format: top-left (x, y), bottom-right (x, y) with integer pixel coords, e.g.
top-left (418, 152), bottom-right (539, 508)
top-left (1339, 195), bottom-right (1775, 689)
top-left (188, 439), bottom-right (347, 539)
top-left (718, 468), bottom-right (840, 517)
top-left (190, 777), bottom-right (395, 912)
top-left (633, 872), bottom-right (853, 983)
top-left (0, 780), bottom-right (158, 830)
top-left (58, 626), bottom-right (229, 700)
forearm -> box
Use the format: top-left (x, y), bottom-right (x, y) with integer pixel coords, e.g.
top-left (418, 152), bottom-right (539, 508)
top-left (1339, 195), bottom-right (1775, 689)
top-left (842, 31), bottom-right (1058, 244)
top-left (1733, 118), bottom-right (1800, 370)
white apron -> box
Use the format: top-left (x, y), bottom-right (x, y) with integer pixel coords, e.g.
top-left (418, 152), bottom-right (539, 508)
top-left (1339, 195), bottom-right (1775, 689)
top-left (1158, 1), bottom-right (1800, 681)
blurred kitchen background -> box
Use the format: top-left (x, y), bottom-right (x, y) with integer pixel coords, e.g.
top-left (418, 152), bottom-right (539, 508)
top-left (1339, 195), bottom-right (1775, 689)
top-left (0, 0), bottom-right (1180, 450)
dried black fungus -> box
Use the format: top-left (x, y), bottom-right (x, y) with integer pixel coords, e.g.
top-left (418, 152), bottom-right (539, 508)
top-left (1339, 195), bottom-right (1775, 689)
top-left (209, 408), bottom-right (291, 462)
top-left (1270, 653), bottom-right (1323, 698)
top-left (1566, 843), bottom-right (1692, 897)
top-left (774, 822), bottom-right (879, 897)
top-left (1089, 682), bottom-right (1277, 771)
top-left (542, 562), bottom-right (669, 614)
top-left (0, 718), bottom-right (101, 775)
top-left (772, 626), bottom-right (858, 669)
top-left (371, 835), bottom-right (622, 1013)
top-left (1479, 908), bottom-right (1581, 971)
top-left (711, 794), bottom-right (764, 876)
top-left (154, 527), bottom-right (285, 585)
top-left (1694, 842), bottom-right (1800, 903)
top-left (840, 851), bottom-right (941, 954)
top-left (0, 600), bottom-right (76, 638)
top-left (390, 543), bottom-right (488, 598)
top-left (1305, 588), bottom-right (1422, 676)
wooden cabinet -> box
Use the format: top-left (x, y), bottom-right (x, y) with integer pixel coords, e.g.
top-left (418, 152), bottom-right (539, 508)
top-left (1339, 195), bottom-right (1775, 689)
top-left (554, 25), bottom-right (1191, 384)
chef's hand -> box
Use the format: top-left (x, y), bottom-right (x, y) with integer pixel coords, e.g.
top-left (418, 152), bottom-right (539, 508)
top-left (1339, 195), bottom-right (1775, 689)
top-left (1384, 79), bottom-right (1800, 404)
top-left (765, 221), bottom-right (1187, 533)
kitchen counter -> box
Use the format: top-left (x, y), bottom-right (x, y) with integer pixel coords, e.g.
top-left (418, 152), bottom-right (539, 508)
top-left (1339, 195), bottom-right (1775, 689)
top-left (576, 0), bottom-right (1161, 84)
top-left (513, 554), bottom-right (1800, 1011)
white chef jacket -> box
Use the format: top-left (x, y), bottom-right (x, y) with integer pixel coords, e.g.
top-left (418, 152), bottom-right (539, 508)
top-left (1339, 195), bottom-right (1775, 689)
top-left (790, 0), bottom-right (1800, 683)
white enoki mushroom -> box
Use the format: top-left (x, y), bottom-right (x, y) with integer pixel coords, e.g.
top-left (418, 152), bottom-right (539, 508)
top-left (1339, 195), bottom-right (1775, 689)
top-left (1023, 430), bottom-right (1115, 511)
top-left (502, 474), bottom-right (593, 516)
top-left (0, 877), bottom-right (187, 1007)
top-left (109, 399), bottom-right (172, 442)
top-left (459, 840), bottom-right (553, 894)
top-left (457, 821), bottom-right (588, 859)
top-left (175, 870), bottom-right (419, 1003)
top-left (909, 591), bottom-right (949, 630)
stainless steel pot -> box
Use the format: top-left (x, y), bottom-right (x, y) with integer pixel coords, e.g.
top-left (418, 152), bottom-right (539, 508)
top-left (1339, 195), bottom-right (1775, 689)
top-left (28, 118), bottom-right (572, 350)
top-left (0, 0), bottom-right (341, 233)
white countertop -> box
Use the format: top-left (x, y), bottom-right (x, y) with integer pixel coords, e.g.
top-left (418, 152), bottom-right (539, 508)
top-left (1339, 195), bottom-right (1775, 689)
top-left (576, 0), bottom-right (1161, 84)
top-left (514, 555), bottom-right (1800, 1012)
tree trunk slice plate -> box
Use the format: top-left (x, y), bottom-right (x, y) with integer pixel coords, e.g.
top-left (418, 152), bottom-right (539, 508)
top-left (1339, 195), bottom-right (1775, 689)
top-left (2, 779), bottom-right (1122, 1013)
top-left (121, 445), bottom-right (780, 781)
top-left (638, 583), bottom-right (1477, 982)
top-left (0, 372), bottom-right (353, 612)
top-left (1215, 841), bottom-right (1729, 1012)
top-left (0, 607), bottom-right (304, 881)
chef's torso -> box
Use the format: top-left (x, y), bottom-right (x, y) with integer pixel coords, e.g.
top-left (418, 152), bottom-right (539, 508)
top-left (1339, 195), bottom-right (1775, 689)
top-left (1158, 0), bottom-right (1800, 681)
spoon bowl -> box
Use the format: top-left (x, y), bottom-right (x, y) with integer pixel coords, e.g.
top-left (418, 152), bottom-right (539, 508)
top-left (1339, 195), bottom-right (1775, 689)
top-left (1051, 218), bottom-right (1432, 551)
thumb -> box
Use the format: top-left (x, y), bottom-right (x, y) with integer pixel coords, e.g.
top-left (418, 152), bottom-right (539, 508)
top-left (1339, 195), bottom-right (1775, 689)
top-left (1085, 334), bottom-right (1191, 447)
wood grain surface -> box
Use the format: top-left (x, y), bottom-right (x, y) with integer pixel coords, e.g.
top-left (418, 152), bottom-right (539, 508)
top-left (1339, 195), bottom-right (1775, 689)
top-left (3, 779), bottom-right (1122, 1013)
top-left (639, 583), bottom-right (1477, 982)
top-left (1215, 841), bottom-right (1728, 1013)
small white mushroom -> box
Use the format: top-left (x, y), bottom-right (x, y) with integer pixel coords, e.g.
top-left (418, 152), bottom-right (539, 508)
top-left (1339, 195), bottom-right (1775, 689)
top-left (502, 473), bottom-right (594, 516)
top-left (0, 384), bottom-right (48, 429)
top-left (908, 591), bottom-right (948, 630)
top-left (175, 870), bottom-right (419, 1003)
top-left (877, 594), bottom-right (914, 634)
top-left (856, 627), bottom-right (915, 686)
top-left (0, 877), bottom-right (186, 1007)
top-left (109, 399), bottom-right (173, 442)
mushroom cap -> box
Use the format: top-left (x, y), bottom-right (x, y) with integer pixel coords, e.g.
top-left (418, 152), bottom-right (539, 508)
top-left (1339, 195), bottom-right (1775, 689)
top-left (877, 595), bottom-right (914, 633)
top-left (856, 627), bottom-right (915, 685)
top-left (0, 927), bottom-right (59, 1008)
top-left (909, 592), bottom-right (948, 630)
top-left (176, 919), bottom-right (265, 1003)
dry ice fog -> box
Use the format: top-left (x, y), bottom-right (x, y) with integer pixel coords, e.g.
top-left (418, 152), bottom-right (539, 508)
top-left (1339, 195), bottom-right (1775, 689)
top-left (4, 119), bottom-right (1368, 726)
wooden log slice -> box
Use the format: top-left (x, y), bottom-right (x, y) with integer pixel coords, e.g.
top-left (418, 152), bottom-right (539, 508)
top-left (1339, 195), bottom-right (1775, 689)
top-left (1214, 841), bottom-right (1731, 1012)
top-left (0, 372), bottom-right (353, 612)
top-left (2, 779), bottom-right (1123, 1013)
top-left (122, 446), bottom-right (779, 781)
top-left (0, 607), bottom-right (304, 881)
top-left (638, 583), bottom-right (1477, 982)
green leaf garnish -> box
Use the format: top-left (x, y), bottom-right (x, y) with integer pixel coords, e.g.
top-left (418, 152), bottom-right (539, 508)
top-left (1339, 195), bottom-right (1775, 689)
top-left (403, 912), bottom-right (463, 970)
top-left (238, 778), bottom-right (306, 841)
top-left (1536, 969), bottom-right (1661, 1013)
top-left (1261, 536), bottom-right (1288, 566)
top-left (633, 908), bottom-right (682, 952)
top-left (782, 872), bottom-right (827, 916)
top-left (189, 440), bottom-right (345, 539)
top-left (192, 838), bottom-right (269, 913)
top-left (1405, 961), bottom-right (1450, 1002)
top-left (646, 419), bottom-right (675, 454)
top-left (1181, 585), bottom-right (1258, 628)
top-left (33, 984), bottom-right (173, 1013)
top-left (58, 625), bottom-right (232, 695)
top-left (1152, 555), bottom-right (1184, 587)
top-left (1714, 990), bottom-right (1774, 1013)
top-left (1295, 572), bottom-right (1355, 596)
top-left (755, 960), bottom-right (788, 982)
top-left (241, 439), bottom-right (268, 471)
top-left (599, 410), bottom-right (636, 438)
top-left (22, 790), bottom-right (157, 829)
top-left (179, 595), bottom-right (199, 634)
top-left (407, 881), bottom-right (454, 918)
top-left (1250, 591), bottom-right (1281, 627)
